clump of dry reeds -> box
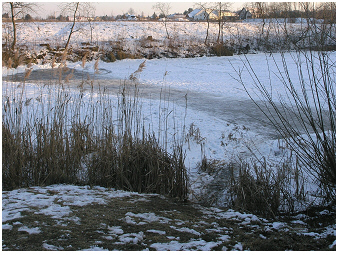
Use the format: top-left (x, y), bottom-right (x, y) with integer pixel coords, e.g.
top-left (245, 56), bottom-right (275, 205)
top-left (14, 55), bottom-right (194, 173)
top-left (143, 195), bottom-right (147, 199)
top-left (2, 60), bottom-right (188, 200)
top-left (196, 157), bottom-right (306, 218)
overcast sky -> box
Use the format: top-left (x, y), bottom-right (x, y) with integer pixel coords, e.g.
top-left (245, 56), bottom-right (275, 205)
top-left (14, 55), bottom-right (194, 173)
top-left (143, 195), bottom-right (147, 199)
top-left (17, 1), bottom-right (246, 18)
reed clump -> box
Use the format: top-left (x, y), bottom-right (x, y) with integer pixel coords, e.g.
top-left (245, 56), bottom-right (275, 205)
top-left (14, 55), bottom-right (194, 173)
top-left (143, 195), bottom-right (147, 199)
top-left (197, 157), bottom-right (306, 218)
top-left (2, 62), bottom-right (188, 200)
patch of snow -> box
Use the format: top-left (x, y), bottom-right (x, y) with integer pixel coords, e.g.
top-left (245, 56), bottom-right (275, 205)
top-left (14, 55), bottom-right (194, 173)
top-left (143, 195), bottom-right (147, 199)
top-left (291, 220), bottom-right (307, 225)
top-left (124, 215), bottom-right (137, 225)
top-left (117, 232), bottom-right (144, 244)
top-left (103, 236), bottom-right (114, 240)
top-left (329, 240), bottom-right (336, 249)
top-left (167, 236), bottom-right (180, 240)
top-left (319, 210), bottom-right (330, 215)
top-left (302, 232), bottom-right (319, 237)
top-left (2, 224), bottom-right (13, 230)
top-left (125, 212), bottom-right (171, 224)
top-left (2, 211), bottom-right (23, 222)
top-left (108, 226), bottom-right (124, 235)
top-left (42, 242), bottom-right (64, 251)
top-left (146, 229), bottom-right (166, 235)
top-left (37, 204), bottom-right (72, 219)
top-left (170, 226), bottom-right (201, 236)
top-left (18, 226), bottom-right (41, 234)
top-left (232, 242), bottom-right (243, 251)
top-left (265, 222), bottom-right (289, 232)
top-left (271, 222), bottom-right (287, 230)
top-left (218, 234), bottom-right (230, 241)
top-left (150, 239), bottom-right (220, 251)
top-left (317, 225), bottom-right (336, 239)
top-left (259, 234), bottom-right (267, 239)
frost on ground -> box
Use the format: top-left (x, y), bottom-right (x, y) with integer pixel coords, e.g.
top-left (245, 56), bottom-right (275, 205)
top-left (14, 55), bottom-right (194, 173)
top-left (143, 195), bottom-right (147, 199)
top-left (2, 184), bottom-right (336, 251)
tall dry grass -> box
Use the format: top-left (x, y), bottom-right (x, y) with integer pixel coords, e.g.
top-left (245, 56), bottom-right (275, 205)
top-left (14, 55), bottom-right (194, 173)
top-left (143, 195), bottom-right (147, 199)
top-left (2, 60), bottom-right (188, 200)
top-left (197, 156), bottom-right (307, 218)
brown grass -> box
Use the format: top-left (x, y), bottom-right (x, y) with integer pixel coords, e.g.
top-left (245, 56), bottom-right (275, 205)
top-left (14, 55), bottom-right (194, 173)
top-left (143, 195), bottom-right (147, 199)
top-left (2, 60), bottom-right (188, 200)
top-left (196, 157), bottom-right (307, 218)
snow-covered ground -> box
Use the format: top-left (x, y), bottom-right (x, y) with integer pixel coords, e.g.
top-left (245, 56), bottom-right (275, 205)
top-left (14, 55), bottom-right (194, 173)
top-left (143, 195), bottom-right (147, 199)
top-left (3, 19), bottom-right (335, 56)
top-left (2, 20), bottom-right (309, 46)
top-left (2, 184), bottom-right (336, 251)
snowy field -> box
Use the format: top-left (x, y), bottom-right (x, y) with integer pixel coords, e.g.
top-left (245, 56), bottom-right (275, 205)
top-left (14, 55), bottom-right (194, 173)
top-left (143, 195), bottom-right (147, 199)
top-left (2, 21), bottom-right (336, 251)
top-left (3, 19), bottom-right (334, 57)
top-left (2, 20), bottom-right (312, 47)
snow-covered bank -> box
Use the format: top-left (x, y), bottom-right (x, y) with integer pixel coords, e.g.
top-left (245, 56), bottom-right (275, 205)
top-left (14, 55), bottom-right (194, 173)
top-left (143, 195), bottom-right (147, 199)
top-left (3, 20), bottom-right (313, 48)
top-left (2, 184), bottom-right (336, 251)
top-left (2, 20), bottom-right (336, 61)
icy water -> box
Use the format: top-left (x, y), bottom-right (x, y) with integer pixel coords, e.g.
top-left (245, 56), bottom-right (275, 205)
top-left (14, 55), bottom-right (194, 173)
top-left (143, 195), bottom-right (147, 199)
top-left (3, 66), bottom-right (317, 140)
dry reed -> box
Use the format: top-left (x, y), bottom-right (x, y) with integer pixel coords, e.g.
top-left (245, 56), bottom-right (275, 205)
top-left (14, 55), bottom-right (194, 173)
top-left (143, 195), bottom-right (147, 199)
top-left (2, 60), bottom-right (188, 200)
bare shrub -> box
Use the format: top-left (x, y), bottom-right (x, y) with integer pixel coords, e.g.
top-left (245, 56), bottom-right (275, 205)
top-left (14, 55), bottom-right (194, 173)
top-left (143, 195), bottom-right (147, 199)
top-left (210, 43), bottom-right (234, 56)
top-left (234, 50), bottom-right (335, 204)
top-left (197, 157), bottom-right (306, 218)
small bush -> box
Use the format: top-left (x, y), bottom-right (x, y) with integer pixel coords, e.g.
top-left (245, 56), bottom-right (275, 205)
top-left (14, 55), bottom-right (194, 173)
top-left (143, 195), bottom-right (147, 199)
top-left (229, 161), bottom-right (281, 218)
top-left (210, 44), bottom-right (233, 57)
top-left (102, 51), bottom-right (116, 62)
top-left (197, 157), bottom-right (306, 218)
top-left (2, 49), bottom-right (27, 68)
top-left (86, 133), bottom-right (188, 199)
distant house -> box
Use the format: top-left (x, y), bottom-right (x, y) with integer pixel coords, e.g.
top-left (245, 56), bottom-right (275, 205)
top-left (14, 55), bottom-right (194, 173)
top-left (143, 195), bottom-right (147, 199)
top-left (127, 15), bottom-right (137, 21)
top-left (67, 16), bottom-right (89, 22)
top-left (121, 13), bottom-right (138, 21)
top-left (218, 10), bottom-right (237, 21)
top-left (188, 8), bottom-right (218, 21)
top-left (187, 9), bottom-right (201, 20)
top-left (188, 8), bottom-right (236, 21)
top-left (237, 8), bottom-right (252, 20)
top-left (167, 13), bottom-right (188, 21)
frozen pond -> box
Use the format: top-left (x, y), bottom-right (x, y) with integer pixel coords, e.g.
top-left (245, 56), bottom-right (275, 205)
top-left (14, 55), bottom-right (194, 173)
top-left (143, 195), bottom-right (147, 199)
top-left (3, 51), bottom-right (335, 167)
top-left (3, 51), bottom-right (335, 141)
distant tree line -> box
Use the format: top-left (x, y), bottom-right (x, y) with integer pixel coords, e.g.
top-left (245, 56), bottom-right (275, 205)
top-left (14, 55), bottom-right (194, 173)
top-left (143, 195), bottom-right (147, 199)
top-left (246, 2), bottom-right (336, 24)
top-left (2, 2), bottom-right (336, 24)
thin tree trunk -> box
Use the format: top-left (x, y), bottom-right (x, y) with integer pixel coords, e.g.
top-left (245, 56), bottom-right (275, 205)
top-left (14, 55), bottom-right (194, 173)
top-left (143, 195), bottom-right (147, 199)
top-left (217, 20), bottom-right (221, 44)
top-left (205, 18), bottom-right (210, 45)
top-left (64, 2), bottom-right (79, 50)
top-left (10, 2), bottom-right (16, 51)
top-left (164, 19), bottom-right (170, 39)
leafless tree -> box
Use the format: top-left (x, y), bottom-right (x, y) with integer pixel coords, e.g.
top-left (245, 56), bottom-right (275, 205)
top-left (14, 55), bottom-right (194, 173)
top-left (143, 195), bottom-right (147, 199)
top-left (195, 2), bottom-right (215, 45)
top-left (214, 2), bottom-right (232, 44)
top-left (153, 2), bottom-right (171, 39)
top-left (127, 8), bottom-right (135, 15)
top-left (59, 2), bottom-right (95, 50)
top-left (3, 2), bottom-right (38, 50)
top-left (59, 2), bottom-right (80, 50)
top-left (84, 4), bottom-right (96, 43)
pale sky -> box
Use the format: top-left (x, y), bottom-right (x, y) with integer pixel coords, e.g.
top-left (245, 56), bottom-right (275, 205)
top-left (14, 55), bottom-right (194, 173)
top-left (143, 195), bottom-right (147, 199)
top-left (19, 1), bottom-right (246, 18)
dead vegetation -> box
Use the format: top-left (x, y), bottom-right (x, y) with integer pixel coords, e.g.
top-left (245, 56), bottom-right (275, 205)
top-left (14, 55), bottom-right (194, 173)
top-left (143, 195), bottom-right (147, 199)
top-left (2, 61), bottom-right (188, 200)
